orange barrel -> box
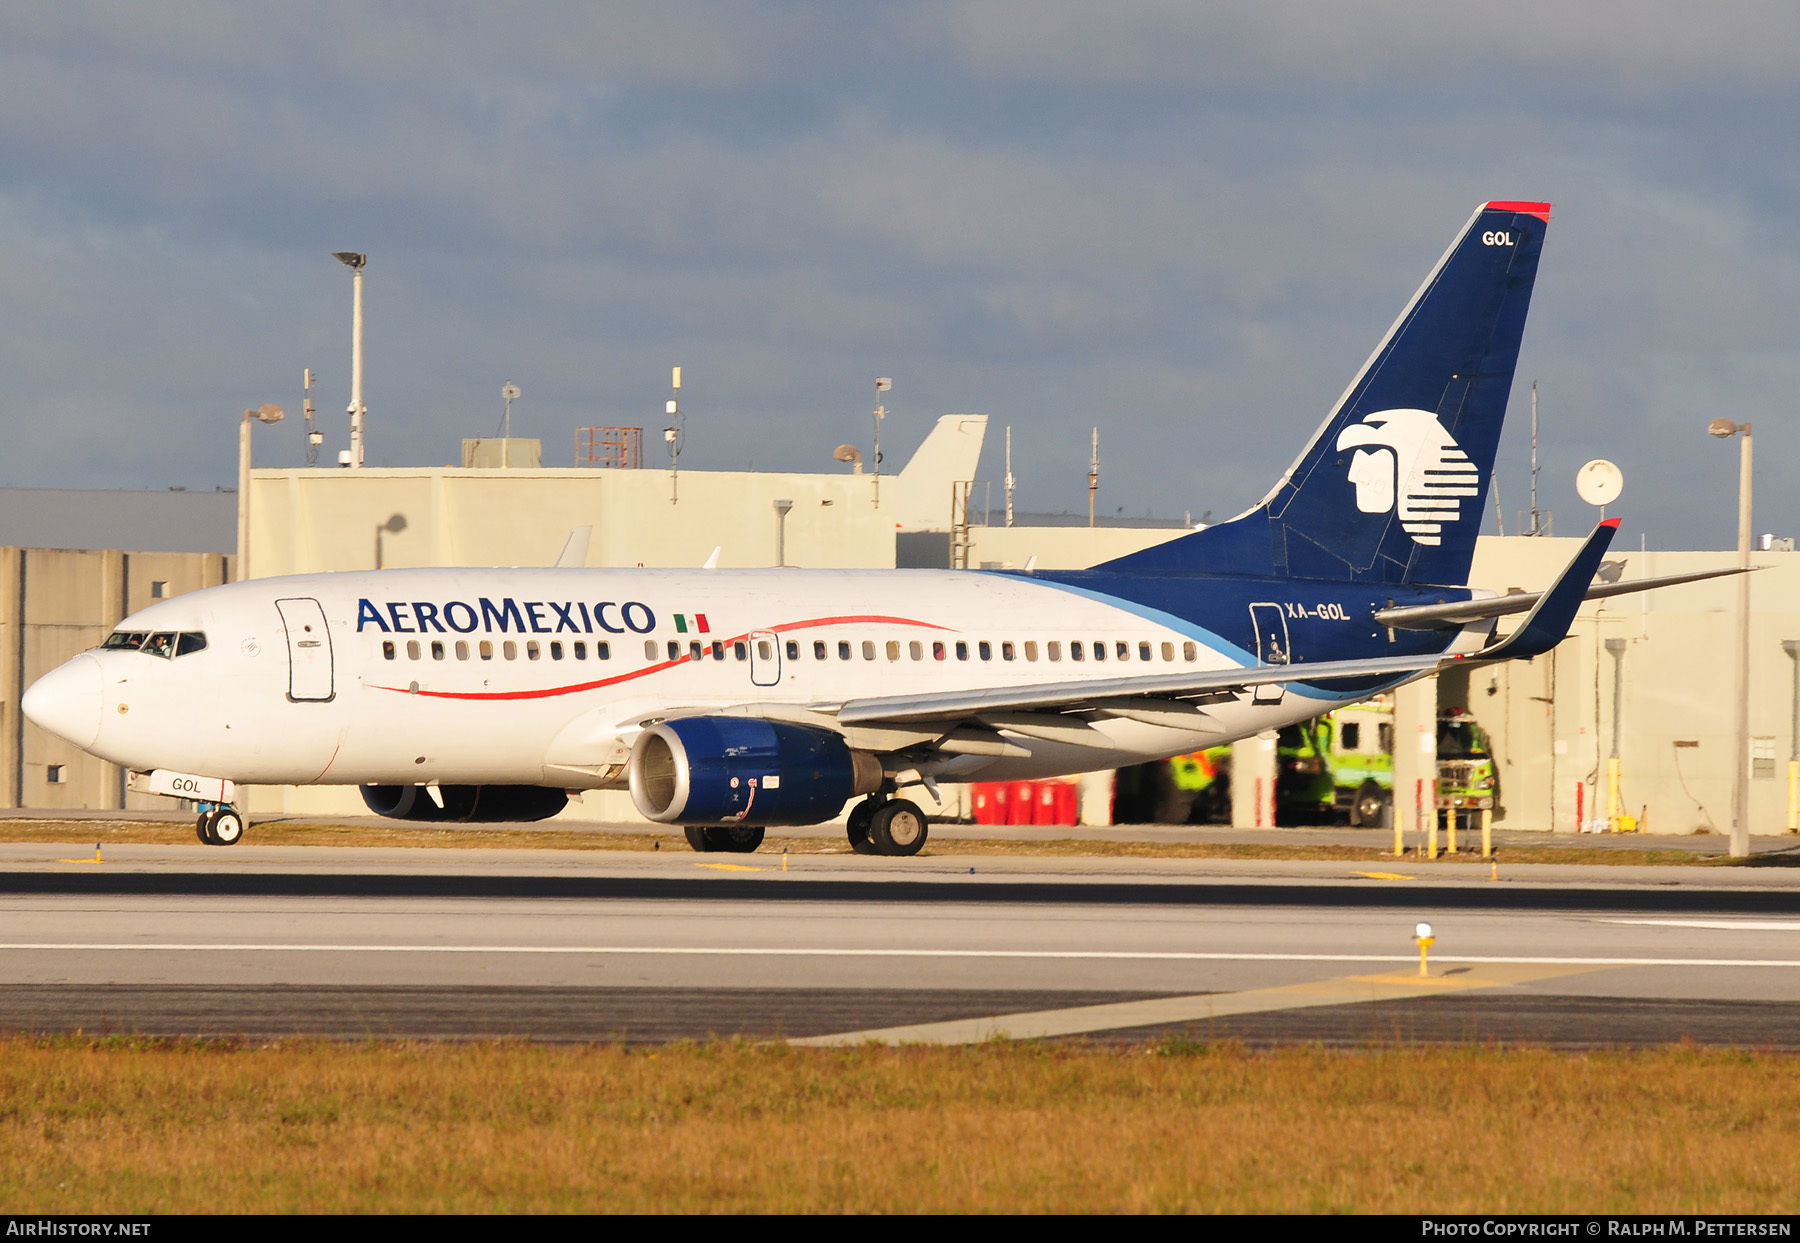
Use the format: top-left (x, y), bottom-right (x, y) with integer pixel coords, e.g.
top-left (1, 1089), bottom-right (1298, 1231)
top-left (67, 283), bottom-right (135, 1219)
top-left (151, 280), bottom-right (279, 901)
top-left (1010, 781), bottom-right (1038, 825)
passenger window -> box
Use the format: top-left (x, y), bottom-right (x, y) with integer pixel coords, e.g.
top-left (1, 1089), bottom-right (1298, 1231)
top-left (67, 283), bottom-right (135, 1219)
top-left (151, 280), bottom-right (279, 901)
top-left (711, 641), bottom-right (725, 660)
top-left (550, 641), bottom-right (563, 661)
top-left (909, 641), bottom-right (923, 661)
top-left (667, 641), bottom-right (681, 660)
top-left (1092, 642), bottom-right (1105, 662)
top-left (382, 641), bottom-right (396, 660)
top-left (574, 641), bottom-right (587, 660)
top-left (597, 642), bottom-right (611, 660)
top-left (1183, 641), bottom-right (1198, 662)
top-left (734, 641), bottom-right (747, 661)
top-left (1048, 641), bottom-right (1062, 662)
top-left (690, 641), bottom-right (704, 660)
top-left (1069, 642), bottom-right (1083, 662)
top-left (839, 641), bottom-right (852, 660)
top-left (1002, 642), bottom-right (1016, 661)
top-left (953, 641), bottom-right (966, 661)
top-left (757, 640), bottom-right (773, 660)
top-left (644, 640), bottom-right (658, 660)
top-left (1120, 641), bottom-right (1132, 660)
top-left (1161, 642), bottom-right (1174, 662)
top-left (481, 641), bottom-right (494, 661)
top-left (786, 640), bottom-right (799, 660)
top-left (456, 640), bottom-right (470, 660)
top-left (1138, 642), bottom-right (1151, 661)
top-left (176, 633), bottom-right (208, 656)
top-left (862, 641), bottom-right (875, 661)
top-left (886, 641), bottom-right (900, 662)
top-left (977, 641), bottom-right (989, 661)
top-left (815, 640), bottom-right (828, 660)
top-left (1023, 641), bottom-right (1038, 662)
top-left (406, 640), bottom-right (421, 660)
top-left (432, 640), bottom-right (446, 660)
top-left (503, 641), bottom-right (518, 660)
top-left (524, 640), bottom-right (538, 661)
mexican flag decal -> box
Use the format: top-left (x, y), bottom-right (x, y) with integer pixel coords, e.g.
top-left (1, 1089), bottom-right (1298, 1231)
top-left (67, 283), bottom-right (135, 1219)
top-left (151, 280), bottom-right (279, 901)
top-left (672, 613), bottom-right (710, 634)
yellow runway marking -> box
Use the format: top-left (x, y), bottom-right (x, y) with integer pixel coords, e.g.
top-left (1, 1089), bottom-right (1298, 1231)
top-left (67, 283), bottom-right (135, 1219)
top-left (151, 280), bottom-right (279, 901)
top-left (1353, 871), bottom-right (1416, 881)
top-left (696, 862), bottom-right (771, 873)
top-left (791, 962), bottom-right (1604, 1047)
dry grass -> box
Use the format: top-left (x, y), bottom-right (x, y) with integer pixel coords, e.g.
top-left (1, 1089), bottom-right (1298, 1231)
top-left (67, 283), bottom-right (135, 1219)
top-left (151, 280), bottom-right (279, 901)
top-left (1, 1037), bottom-right (1797, 1213)
top-left (0, 817), bottom-right (1783, 866)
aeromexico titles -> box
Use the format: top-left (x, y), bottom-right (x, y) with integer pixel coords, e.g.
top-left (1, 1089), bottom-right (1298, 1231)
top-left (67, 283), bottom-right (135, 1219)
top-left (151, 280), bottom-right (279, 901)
top-left (22, 200), bottom-right (1737, 855)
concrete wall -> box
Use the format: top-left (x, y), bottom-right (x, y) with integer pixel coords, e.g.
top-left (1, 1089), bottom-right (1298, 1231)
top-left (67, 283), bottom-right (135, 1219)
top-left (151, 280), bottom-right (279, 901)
top-left (0, 546), bottom-right (231, 810)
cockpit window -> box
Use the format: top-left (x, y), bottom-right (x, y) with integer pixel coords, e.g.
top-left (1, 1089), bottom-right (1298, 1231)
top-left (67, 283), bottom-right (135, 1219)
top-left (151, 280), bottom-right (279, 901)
top-left (102, 630), bottom-right (207, 658)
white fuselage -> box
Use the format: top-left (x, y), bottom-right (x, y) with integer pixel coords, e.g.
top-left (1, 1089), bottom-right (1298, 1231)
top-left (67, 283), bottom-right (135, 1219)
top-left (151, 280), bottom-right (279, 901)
top-left (28, 567), bottom-right (1451, 793)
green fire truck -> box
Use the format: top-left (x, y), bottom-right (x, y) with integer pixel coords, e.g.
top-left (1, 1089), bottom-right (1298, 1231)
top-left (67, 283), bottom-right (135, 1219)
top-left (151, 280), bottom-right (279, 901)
top-left (1121, 701), bottom-right (1497, 826)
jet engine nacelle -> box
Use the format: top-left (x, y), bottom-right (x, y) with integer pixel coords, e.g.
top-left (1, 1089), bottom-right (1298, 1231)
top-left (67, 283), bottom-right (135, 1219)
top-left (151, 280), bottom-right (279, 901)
top-left (629, 716), bottom-right (883, 826)
top-left (359, 783), bottom-right (569, 823)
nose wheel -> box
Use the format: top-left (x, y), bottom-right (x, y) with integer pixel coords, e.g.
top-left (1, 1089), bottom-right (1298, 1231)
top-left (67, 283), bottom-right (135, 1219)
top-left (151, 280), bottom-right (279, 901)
top-left (196, 807), bottom-right (245, 847)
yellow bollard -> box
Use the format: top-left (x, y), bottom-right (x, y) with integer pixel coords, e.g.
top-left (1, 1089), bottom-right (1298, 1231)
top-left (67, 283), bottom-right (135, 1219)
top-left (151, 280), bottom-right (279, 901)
top-left (1446, 806), bottom-right (1458, 855)
top-left (782, 851), bottom-right (789, 872)
top-left (1480, 807), bottom-right (1492, 859)
top-left (1490, 849), bottom-right (1498, 882)
top-left (1415, 922), bottom-right (1435, 977)
top-left (93, 842), bottom-right (101, 864)
top-left (1394, 804), bottom-right (1404, 858)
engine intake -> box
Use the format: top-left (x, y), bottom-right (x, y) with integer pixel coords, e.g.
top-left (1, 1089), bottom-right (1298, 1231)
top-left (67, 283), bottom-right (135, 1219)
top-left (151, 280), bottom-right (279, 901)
top-left (629, 717), bottom-right (883, 826)
top-left (359, 784), bottom-right (568, 823)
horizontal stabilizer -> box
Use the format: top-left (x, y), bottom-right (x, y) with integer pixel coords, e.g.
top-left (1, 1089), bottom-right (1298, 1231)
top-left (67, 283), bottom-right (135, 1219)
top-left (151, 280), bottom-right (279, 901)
top-left (1463, 520), bottom-right (1622, 662)
top-left (1375, 564), bottom-right (1755, 631)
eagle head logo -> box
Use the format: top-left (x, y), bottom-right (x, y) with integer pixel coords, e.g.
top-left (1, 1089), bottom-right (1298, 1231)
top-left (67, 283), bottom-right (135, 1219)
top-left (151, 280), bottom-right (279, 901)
top-left (1334, 409), bottom-right (1480, 547)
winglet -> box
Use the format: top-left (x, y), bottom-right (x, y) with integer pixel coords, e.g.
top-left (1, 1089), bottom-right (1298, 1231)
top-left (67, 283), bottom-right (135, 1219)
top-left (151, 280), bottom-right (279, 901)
top-left (702, 546), bottom-right (721, 570)
top-left (553, 526), bottom-right (592, 568)
top-left (1465, 519), bottom-right (1620, 662)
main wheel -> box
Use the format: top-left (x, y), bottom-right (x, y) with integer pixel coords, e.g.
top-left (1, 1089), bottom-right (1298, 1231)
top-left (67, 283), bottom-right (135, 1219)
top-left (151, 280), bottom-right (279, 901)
top-left (210, 809), bottom-right (245, 846)
top-left (706, 825), bottom-right (765, 853)
top-left (869, 799), bottom-right (928, 857)
top-left (683, 826), bottom-right (713, 852)
top-left (1351, 782), bottom-right (1388, 829)
top-left (196, 811), bottom-right (217, 845)
top-left (846, 799), bottom-right (880, 854)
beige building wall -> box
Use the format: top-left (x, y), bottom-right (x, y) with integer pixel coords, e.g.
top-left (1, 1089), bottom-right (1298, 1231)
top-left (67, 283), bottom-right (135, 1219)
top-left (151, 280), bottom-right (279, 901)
top-left (0, 546), bottom-right (230, 810)
top-left (1453, 537), bottom-right (1800, 835)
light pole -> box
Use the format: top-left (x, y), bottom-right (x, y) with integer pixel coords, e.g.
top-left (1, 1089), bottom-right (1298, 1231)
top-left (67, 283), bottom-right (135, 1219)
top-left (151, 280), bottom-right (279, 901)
top-left (332, 252), bottom-right (367, 468)
top-left (237, 404), bottom-right (285, 581)
top-left (1783, 640), bottom-right (1799, 833)
top-left (1708, 417), bottom-right (1753, 857)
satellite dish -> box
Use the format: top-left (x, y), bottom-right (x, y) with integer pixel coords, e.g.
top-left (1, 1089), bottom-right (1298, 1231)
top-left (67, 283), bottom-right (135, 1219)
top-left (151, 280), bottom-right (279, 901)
top-left (1576, 459), bottom-right (1624, 507)
top-left (502, 384), bottom-right (521, 402)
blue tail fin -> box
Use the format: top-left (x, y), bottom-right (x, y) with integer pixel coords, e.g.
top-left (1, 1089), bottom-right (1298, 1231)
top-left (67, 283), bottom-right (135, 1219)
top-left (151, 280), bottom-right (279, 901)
top-left (1100, 201), bottom-right (1550, 586)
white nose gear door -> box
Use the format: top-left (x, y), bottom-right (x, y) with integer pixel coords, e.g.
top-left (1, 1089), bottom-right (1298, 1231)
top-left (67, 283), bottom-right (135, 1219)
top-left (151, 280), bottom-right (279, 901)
top-left (275, 598), bottom-right (336, 702)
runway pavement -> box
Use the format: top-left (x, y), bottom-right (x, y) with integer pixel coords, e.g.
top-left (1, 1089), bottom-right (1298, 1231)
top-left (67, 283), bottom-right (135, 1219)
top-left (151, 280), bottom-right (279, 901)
top-left (2, 835), bottom-right (1799, 1047)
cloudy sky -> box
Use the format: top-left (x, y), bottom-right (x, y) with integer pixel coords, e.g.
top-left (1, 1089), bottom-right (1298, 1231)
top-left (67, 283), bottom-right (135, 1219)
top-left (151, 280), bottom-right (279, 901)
top-left (1, 2), bottom-right (1795, 549)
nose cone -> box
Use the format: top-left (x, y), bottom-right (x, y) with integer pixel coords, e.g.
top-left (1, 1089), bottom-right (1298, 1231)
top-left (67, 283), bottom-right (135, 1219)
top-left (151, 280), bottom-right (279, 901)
top-left (23, 654), bottom-right (103, 749)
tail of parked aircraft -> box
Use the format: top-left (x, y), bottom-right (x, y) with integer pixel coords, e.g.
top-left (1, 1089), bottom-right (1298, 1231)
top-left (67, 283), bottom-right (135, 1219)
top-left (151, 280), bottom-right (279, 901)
top-left (1100, 201), bottom-right (1551, 587)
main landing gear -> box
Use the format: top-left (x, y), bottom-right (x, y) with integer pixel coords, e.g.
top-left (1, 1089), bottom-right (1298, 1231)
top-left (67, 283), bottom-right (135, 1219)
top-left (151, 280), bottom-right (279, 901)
top-left (683, 825), bottom-right (766, 853)
top-left (195, 805), bottom-right (245, 847)
top-left (846, 796), bottom-right (928, 857)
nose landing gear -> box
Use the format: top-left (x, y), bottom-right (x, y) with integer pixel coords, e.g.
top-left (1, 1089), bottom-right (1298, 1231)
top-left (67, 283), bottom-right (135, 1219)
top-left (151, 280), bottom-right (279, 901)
top-left (196, 806), bottom-right (245, 847)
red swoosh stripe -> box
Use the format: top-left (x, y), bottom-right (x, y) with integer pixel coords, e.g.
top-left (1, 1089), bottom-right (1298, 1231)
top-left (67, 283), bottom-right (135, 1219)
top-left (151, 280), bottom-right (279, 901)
top-left (370, 613), bottom-right (950, 702)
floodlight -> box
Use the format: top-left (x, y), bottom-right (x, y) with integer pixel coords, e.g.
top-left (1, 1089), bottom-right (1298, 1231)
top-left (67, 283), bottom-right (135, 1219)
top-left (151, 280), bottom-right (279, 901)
top-left (1414, 922), bottom-right (1433, 940)
top-left (1708, 418), bottom-right (1739, 438)
top-left (332, 252), bottom-right (366, 270)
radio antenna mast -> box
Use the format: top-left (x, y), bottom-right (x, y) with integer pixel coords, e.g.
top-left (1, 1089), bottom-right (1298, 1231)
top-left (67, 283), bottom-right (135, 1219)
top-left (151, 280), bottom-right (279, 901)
top-left (1087, 427), bottom-right (1099, 528)
top-left (1004, 425), bottom-right (1015, 528)
top-left (1528, 380), bottom-right (1543, 536)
